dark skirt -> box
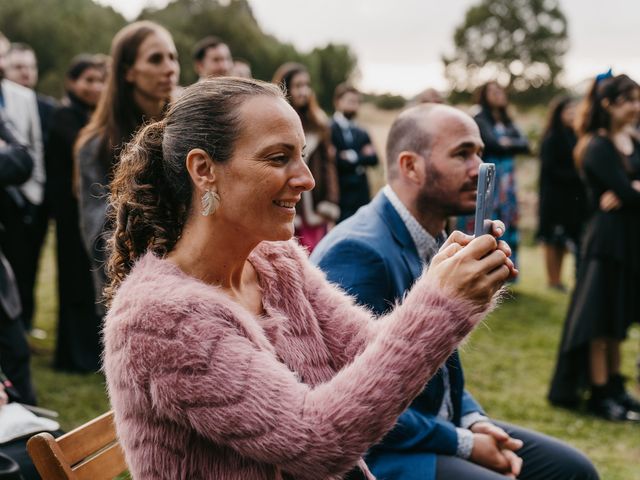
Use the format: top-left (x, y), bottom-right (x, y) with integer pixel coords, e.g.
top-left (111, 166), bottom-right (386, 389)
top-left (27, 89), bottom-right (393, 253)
top-left (549, 254), bottom-right (639, 404)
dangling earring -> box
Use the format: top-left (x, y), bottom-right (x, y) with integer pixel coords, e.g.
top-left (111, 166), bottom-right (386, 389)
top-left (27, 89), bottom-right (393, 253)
top-left (201, 189), bottom-right (220, 216)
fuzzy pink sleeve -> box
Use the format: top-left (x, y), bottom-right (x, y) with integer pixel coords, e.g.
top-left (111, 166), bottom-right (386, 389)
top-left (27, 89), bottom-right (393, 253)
top-left (114, 270), bottom-right (488, 479)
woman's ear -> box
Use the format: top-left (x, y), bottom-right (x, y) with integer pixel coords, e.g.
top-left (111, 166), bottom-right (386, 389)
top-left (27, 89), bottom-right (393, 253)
top-left (185, 148), bottom-right (216, 192)
top-left (600, 98), bottom-right (611, 110)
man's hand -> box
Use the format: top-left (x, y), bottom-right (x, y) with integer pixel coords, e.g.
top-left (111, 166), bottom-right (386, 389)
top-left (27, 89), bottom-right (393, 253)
top-left (361, 144), bottom-right (376, 157)
top-left (0, 384), bottom-right (8, 407)
top-left (470, 422), bottom-right (523, 478)
top-left (632, 180), bottom-right (640, 192)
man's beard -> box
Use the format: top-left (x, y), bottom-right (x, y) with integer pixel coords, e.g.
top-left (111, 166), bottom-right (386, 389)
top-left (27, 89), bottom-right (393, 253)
top-left (417, 167), bottom-right (477, 217)
top-left (342, 110), bottom-right (357, 120)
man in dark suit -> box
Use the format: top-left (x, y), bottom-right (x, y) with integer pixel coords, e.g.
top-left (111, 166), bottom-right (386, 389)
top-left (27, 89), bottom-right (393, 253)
top-left (330, 84), bottom-right (378, 222)
top-left (0, 108), bottom-right (36, 406)
top-left (311, 104), bottom-right (598, 480)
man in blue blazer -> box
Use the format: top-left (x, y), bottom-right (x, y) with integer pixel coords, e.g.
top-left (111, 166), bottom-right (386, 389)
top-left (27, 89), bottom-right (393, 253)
top-left (311, 104), bottom-right (598, 480)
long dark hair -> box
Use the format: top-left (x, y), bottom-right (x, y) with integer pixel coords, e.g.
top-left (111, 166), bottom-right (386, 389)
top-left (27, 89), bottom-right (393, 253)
top-left (542, 95), bottom-right (575, 140)
top-left (75, 21), bottom-right (172, 171)
top-left (272, 62), bottom-right (328, 134)
top-left (104, 78), bottom-right (284, 304)
top-left (475, 81), bottom-right (512, 125)
top-left (574, 74), bottom-right (639, 166)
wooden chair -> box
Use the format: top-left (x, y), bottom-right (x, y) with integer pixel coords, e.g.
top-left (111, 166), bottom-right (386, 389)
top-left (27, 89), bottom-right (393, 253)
top-left (26, 410), bottom-right (127, 480)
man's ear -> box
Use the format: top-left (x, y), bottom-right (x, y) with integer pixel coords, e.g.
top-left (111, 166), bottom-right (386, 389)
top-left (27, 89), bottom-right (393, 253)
top-left (186, 148), bottom-right (216, 192)
top-left (397, 151), bottom-right (425, 185)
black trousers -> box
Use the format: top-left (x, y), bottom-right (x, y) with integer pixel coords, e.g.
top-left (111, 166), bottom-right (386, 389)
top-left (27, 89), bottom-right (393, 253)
top-left (1, 202), bottom-right (48, 331)
top-left (435, 421), bottom-right (599, 480)
top-left (0, 309), bottom-right (36, 405)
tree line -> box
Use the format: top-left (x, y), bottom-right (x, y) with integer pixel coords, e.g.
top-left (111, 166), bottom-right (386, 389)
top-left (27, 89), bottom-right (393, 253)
top-left (1, 0), bottom-right (568, 109)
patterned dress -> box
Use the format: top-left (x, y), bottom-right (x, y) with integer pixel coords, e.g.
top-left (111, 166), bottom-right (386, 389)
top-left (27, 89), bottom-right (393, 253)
top-left (456, 108), bottom-right (529, 268)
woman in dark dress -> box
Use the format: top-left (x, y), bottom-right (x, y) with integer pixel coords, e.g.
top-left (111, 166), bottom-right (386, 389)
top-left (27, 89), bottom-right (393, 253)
top-left (46, 55), bottom-right (107, 372)
top-left (537, 96), bottom-right (587, 290)
top-left (548, 74), bottom-right (640, 421)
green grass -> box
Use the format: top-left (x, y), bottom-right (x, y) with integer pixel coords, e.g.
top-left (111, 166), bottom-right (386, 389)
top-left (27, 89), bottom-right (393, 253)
top-left (30, 227), bottom-right (639, 478)
top-left (462, 247), bottom-right (640, 480)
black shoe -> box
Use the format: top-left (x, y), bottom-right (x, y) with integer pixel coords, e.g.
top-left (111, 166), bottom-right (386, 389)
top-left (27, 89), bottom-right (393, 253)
top-left (608, 374), bottom-right (640, 413)
top-left (587, 396), bottom-right (640, 422)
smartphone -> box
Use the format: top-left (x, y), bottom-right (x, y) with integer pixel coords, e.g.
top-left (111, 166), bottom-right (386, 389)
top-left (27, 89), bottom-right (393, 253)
top-left (474, 163), bottom-right (496, 237)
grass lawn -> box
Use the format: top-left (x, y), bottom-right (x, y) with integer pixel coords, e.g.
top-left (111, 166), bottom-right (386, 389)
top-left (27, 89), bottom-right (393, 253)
top-left (29, 227), bottom-right (640, 479)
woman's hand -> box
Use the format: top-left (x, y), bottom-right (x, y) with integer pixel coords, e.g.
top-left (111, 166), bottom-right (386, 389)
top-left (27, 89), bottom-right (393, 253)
top-left (632, 180), bottom-right (640, 192)
top-left (428, 228), bottom-right (514, 308)
top-left (600, 190), bottom-right (622, 211)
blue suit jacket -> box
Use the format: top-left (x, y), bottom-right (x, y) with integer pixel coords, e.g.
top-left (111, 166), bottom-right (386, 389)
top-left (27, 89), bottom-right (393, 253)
top-left (311, 191), bottom-right (484, 480)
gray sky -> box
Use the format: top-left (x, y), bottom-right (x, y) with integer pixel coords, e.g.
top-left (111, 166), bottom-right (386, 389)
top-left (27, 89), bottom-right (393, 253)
top-left (97, 0), bottom-right (640, 96)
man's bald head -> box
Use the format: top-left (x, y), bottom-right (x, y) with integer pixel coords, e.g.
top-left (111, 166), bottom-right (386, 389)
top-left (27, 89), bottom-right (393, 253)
top-left (385, 104), bottom-right (476, 181)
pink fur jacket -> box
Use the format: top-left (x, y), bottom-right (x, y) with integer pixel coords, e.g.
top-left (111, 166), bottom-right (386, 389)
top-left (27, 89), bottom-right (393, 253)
top-left (103, 240), bottom-right (489, 479)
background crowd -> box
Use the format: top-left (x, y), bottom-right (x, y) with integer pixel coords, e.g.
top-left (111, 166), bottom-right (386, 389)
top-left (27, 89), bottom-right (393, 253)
top-left (0, 2), bottom-right (638, 479)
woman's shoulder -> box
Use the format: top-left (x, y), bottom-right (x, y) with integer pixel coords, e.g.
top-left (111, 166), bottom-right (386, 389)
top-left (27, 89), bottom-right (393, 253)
top-left (105, 253), bottom-right (238, 339)
top-left (582, 134), bottom-right (615, 163)
top-left (251, 240), bottom-right (309, 278)
top-left (76, 132), bottom-right (104, 162)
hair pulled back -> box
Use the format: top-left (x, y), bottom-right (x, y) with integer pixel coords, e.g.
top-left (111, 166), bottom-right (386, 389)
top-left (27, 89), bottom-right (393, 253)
top-left (574, 74), bottom-right (639, 166)
top-left (104, 77), bottom-right (284, 304)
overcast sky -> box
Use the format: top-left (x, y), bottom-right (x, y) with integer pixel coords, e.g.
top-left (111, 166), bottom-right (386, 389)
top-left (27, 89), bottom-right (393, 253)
top-left (97, 0), bottom-right (640, 96)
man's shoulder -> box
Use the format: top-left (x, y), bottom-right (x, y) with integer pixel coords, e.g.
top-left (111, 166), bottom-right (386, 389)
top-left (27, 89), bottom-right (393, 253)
top-left (311, 200), bottom-right (394, 263)
top-left (1, 79), bottom-right (36, 103)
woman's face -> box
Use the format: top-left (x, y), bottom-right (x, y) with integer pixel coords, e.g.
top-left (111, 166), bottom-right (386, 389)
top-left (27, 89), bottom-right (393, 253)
top-left (69, 67), bottom-right (106, 107)
top-left (560, 101), bottom-right (576, 128)
top-left (125, 31), bottom-right (179, 103)
top-left (607, 88), bottom-right (640, 127)
top-left (486, 83), bottom-right (507, 109)
top-left (288, 71), bottom-right (311, 110)
top-left (213, 95), bottom-right (315, 243)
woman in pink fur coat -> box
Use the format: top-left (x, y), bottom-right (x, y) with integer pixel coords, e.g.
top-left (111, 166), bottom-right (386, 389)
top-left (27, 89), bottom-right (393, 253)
top-left (102, 78), bottom-right (516, 479)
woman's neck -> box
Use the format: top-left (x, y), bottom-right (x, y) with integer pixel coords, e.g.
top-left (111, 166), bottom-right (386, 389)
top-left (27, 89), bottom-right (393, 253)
top-left (133, 90), bottom-right (166, 119)
top-left (167, 216), bottom-right (259, 292)
top-left (490, 108), bottom-right (504, 124)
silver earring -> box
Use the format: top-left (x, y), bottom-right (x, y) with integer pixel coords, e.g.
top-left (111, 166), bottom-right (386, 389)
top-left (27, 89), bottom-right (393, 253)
top-left (201, 189), bottom-right (220, 216)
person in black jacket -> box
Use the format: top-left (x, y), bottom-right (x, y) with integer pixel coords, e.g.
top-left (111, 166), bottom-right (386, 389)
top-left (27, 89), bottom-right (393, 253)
top-left (549, 74), bottom-right (640, 422)
top-left (0, 109), bottom-right (36, 406)
top-left (537, 96), bottom-right (587, 291)
top-left (46, 54), bottom-right (106, 372)
top-left (330, 84), bottom-right (378, 222)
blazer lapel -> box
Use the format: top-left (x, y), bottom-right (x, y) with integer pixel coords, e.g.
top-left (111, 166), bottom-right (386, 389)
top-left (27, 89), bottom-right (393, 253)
top-left (372, 192), bottom-right (423, 282)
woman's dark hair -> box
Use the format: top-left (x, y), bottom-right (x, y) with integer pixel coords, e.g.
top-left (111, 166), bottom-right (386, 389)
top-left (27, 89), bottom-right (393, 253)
top-left (65, 54), bottom-right (108, 81)
top-left (104, 78), bottom-right (284, 304)
top-left (272, 62), bottom-right (328, 134)
top-left (574, 74), bottom-right (639, 166)
top-left (75, 21), bottom-right (173, 172)
top-left (542, 95), bottom-right (575, 140)
top-left (475, 81), bottom-right (512, 125)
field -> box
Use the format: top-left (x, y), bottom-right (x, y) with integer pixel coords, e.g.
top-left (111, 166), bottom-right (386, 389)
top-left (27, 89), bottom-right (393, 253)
top-left (26, 103), bottom-right (640, 479)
